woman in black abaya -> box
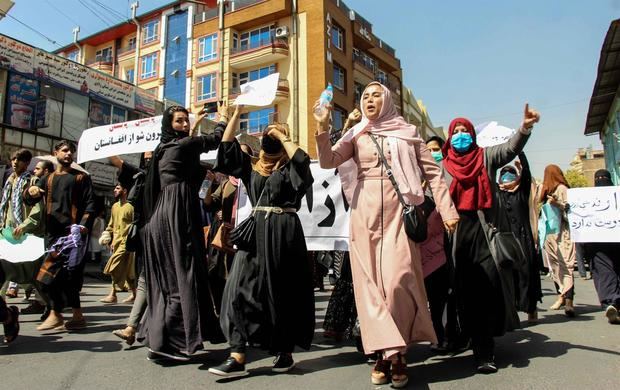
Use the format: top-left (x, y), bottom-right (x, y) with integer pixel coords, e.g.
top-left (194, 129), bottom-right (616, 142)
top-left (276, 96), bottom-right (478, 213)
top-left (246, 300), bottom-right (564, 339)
top-left (139, 105), bottom-right (226, 360)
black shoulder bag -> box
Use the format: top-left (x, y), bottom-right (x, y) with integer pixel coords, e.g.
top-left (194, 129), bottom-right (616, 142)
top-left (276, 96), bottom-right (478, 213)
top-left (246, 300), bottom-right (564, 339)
top-left (368, 134), bottom-right (429, 243)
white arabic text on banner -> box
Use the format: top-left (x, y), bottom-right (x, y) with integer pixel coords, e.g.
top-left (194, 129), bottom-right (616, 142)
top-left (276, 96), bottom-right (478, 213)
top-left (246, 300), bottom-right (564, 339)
top-left (235, 162), bottom-right (350, 251)
top-left (233, 73), bottom-right (279, 107)
top-left (567, 186), bottom-right (620, 242)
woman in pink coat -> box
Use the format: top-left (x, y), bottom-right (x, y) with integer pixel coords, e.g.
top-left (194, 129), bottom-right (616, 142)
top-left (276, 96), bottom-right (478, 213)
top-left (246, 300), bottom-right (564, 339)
top-left (314, 82), bottom-right (459, 388)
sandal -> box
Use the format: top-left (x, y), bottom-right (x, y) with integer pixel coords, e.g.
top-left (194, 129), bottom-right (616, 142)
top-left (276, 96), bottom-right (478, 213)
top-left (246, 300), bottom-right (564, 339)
top-left (113, 328), bottom-right (136, 346)
top-left (371, 359), bottom-right (391, 385)
top-left (3, 306), bottom-right (20, 343)
top-left (549, 297), bottom-right (565, 310)
top-left (100, 296), bottom-right (117, 304)
top-left (391, 354), bottom-right (409, 389)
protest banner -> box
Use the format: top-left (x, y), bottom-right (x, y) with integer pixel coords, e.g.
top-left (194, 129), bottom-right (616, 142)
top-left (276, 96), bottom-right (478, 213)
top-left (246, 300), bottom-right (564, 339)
top-left (77, 116), bottom-right (162, 163)
top-left (567, 186), bottom-right (620, 242)
top-left (0, 228), bottom-right (45, 263)
top-left (235, 162), bottom-right (350, 250)
top-left (234, 73), bottom-right (279, 107)
top-left (475, 121), bottom-right (516, 148)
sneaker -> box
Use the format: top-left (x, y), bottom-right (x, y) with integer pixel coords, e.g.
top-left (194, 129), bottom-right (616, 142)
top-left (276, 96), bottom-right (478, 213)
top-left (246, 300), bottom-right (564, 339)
top-left (476, 360), bottom-right (498, 374)
top-left (20, 301), bottom-right (46, 315)
top-left (208, 357), bottom-right (248, 377)
top-left (147, 348), bottom-right (190, 362)
top-left (272, 353), bottom-right (295, 373)
top-left (605, 305), bottom-right (620, 324)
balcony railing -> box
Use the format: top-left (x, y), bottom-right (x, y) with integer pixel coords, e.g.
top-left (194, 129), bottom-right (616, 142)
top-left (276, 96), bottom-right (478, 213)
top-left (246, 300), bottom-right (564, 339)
top-left (117, 44), bottom-right (136, 57)
top-left (231, 36), bottom-right (288, 55)
top-left (86, 55), bottom-right (113, 66)
top-left (353, 53), bottom-right (376, 73)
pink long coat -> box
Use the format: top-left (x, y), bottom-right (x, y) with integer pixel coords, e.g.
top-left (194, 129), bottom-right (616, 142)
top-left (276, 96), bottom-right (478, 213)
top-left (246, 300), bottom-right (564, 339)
top-left (316, 131), bottom-right (458, 357)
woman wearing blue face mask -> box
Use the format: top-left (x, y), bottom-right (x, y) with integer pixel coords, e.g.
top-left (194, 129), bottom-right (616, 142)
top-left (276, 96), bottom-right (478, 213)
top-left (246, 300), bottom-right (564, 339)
top-left (441, 105), bottom-right (540, 374)
top-left (497, 153), bottom-right (543, 324)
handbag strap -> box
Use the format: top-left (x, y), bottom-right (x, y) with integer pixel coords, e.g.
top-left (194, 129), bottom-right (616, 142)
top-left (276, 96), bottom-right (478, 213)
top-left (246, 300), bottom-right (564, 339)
top-left (250, 182), bottom-right (268, 216)
top-left (368, 133), bottom-right (408, 208)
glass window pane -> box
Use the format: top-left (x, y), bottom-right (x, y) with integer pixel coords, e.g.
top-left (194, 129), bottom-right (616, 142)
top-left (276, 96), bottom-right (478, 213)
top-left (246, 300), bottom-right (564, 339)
top-left (35, 136), bottom-right (53, 152)
top-left (36, 98), bottom-right (62, 136)
top-left (22, 132), bottom-right (35, 148)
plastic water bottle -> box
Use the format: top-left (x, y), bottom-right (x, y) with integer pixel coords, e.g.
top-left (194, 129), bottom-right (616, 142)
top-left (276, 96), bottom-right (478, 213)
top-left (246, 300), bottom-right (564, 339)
top-left (314, 83), bottom-right (333, 116)
top-left (198, 179), bottom-right (211, 199)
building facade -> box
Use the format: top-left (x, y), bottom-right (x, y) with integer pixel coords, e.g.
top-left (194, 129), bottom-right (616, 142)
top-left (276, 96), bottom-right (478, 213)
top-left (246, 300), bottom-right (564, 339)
top-left (585, 19), bottom-right (620, 185)
top-left (402, 86), bottom-right (443, 141)
top-left (569, 147), bottom-right (606, 187)
top-left (55, 0), bottom-right (405, 157)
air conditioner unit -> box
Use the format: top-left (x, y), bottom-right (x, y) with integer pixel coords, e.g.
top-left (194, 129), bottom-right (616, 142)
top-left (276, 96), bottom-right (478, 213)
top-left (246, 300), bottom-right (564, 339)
top-left (275, 26), bottom-right (289, 38)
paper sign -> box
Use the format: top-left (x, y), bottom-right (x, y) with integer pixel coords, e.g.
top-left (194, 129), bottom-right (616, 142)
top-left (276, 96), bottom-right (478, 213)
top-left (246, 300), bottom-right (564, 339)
top-left (475, 121), bottom-right (516, 148)
top-left (234, 73), bottom-right (279, 107)
top-left (0, 229), bottom-right (45, 263)
top-left (567, 186), bottom-right (620, 242)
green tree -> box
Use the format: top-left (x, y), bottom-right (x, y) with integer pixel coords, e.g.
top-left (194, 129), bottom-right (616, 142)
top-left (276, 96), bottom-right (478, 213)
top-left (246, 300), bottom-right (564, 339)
top-left (565, 169), bottom-right (588, 188)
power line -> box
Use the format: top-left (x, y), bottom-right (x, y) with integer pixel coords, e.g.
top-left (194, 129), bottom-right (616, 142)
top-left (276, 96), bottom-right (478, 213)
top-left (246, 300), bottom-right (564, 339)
top-left (89, 0), bottom-right (128, 23)
top-left (43, 0), bottom-right (81, 26)
top-left (0, 11), bottom-right (61, 47)
top-left (76, 0), bottom-right (115, 26)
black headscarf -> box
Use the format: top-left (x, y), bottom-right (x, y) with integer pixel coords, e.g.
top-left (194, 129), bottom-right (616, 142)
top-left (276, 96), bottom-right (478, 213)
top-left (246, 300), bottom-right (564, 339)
top-left (142, 106), bottom-right (189, 224)
top-left (594, 169), bottom-right (613, 187)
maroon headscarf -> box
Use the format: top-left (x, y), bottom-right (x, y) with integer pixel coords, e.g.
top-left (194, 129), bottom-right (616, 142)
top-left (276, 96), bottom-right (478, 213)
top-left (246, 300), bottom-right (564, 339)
top-left (441, 117), bottom-right (493, 211)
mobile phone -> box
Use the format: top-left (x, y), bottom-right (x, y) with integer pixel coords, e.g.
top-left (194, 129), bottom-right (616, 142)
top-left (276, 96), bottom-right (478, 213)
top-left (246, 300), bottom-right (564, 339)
top-left (203, 101), bottom-right (218, 114)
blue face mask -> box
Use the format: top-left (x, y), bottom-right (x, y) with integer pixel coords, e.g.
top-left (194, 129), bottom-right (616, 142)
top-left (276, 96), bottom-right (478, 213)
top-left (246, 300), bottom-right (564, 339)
top-left (500, 172), bottom-right (517, 183)
top-left (431, 151), bottom-right (443, 162)
top-left (450, 132), bottom-right (473, 153)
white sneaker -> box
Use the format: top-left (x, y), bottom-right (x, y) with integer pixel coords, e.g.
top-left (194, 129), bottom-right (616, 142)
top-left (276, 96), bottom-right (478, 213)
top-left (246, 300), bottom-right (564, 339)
top-left (604, 305), bottom-right (620, 324)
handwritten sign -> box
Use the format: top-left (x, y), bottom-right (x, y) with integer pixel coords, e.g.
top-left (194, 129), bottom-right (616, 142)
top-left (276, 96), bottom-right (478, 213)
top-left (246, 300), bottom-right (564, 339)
top-left (475, 121), bottom-right (516, 148)
top-left (567, 186), bottom-right (620, 242)
top-left (0, 35), bottom-right (35, 74)
top-left (235, 162), bottom-right (350, 250)
top-left (77, 116), bottom-right (163, 163)
top-left (234, 72), bottom-right (279, 107)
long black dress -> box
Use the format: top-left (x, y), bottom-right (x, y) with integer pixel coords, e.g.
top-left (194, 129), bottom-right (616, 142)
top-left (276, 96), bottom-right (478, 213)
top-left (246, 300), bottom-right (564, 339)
top-left (139, 132), bottom-right (224, 355)
top-left (497, 153), bottom-right (543, 313)
top-left (216, 140), bottom-right (315, 354)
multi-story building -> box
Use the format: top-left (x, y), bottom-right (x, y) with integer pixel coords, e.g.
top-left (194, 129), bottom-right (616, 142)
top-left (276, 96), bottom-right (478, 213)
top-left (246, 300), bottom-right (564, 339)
top-left (402, 86), bottom-right (443, 141)
top-left (55, 0), bottom-right (404, 156)
top-left (585, 18), bottom-right (620, 185)
top-left (569, 147), bottom-right (606, 187)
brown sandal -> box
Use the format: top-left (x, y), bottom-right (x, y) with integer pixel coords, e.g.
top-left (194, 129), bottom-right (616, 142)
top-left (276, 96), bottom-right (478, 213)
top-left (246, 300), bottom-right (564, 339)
top-left (391, 354), bottom-right (409, 388)
top-left (371, 359), bottom-right (391, 385)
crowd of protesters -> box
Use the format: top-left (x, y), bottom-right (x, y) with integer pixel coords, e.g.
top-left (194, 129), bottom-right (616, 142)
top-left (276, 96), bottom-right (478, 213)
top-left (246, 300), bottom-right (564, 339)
top-left (1, 81), bottom-right (619, 388)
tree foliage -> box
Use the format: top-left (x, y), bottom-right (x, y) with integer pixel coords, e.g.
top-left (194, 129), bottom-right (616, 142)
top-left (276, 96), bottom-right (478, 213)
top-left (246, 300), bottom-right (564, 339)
top-left (565, 169), bottom-right (588, 188)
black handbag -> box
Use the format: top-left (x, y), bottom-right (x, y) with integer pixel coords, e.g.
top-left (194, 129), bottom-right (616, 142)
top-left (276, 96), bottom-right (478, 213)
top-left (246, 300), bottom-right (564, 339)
top-left (368, 134), bottom-right (430, 243)
top-left (228, 184), bottom-right (267, 251)
top-left (477, 211), bottom-right (524, 269)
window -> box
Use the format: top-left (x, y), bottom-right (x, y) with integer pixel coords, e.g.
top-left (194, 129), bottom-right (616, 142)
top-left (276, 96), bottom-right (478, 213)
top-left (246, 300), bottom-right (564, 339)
top-left (125, 68), bottom-right (135, 83)
top-left (239, 107), bottom-right (275, 134)
top-left (140, 52), bottom-right (158, 80)
top-left (146, 87), bottom-right (158, 97)
top-left (376, 70), bottom-right (388, 85)
top-left (331, 24), bottom-right (344, 51)
top-left (62, 91), bottom-right (89, 141)
top-left (197, 73), bottom-right (217, 101)
top-left (333, 106), bottom-right (346, 131)
top-left (232, 32), bottom-right (238, 50)
top-left (233, 64), bottom-right (276, 89)
top-left (95, 47), bottom-right (112, 62)
top-left (198, 33), bottom-right (218, 62)
top-left (353, 48), bottom-right (376, 72)
top-left (66, 51), bottom-right (79, 62)
top-left (238, 25), bottom-right (274, 52)
top-left (89, 100), bottom-right (112, 127)
top-left (333, 62), bottom-right (345, 91)
top-left (128, 37), bottom-right (137, 49)
top-left (112, 106), bottom-right (127, 123)
top-left (142, 19), bottom-right (160, 44)
top-left (354, 82), bottom-right (364, 103)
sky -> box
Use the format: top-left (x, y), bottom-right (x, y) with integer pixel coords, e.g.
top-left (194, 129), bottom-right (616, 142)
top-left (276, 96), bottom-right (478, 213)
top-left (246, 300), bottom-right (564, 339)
top-left (0, 0), bottom-right (618, 178)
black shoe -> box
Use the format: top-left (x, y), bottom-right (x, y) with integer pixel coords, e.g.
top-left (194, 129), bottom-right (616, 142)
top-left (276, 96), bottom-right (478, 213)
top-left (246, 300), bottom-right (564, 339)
top-left (209, 357), bottom-right (248, 377)
top-left (21, 301), bottom-right (46, 315)
top-left (40, 308), bottom-right (50, 322)
top-left (272, 353), bottom-right (295, 373)
top-left (146, 348), bottom-right (190, 362)
top-left (476, 360), bottom-right (498, 374)
top-left (3, 306), bottom-right (20, 343)
top-left (146, 350), bottom-right (165, 361)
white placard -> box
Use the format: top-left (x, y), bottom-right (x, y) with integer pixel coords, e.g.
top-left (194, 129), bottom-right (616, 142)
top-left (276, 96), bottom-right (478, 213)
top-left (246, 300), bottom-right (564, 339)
top-left (567, 186), bottom-right (620, 242)
top-left (0, 234), bottom-right (45, 263)
top-left (77, 116), bottom-right (163, 163)
top-left (234, 162), bottom-right (350, 250)
top-left (475, 121), bottom-right (516, 148)
top-left (234, 73), bottom-right (279, 107)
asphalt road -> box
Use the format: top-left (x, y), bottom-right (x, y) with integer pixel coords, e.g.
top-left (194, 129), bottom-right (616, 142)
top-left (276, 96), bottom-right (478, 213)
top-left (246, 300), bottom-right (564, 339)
top-left (1, 271), bottom-right (618, 390)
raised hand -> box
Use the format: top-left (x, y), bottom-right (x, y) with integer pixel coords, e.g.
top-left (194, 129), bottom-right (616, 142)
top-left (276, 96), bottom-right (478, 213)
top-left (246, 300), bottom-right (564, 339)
top-left (313, 99), bottom-right (332, 128)
top-left (266, 124), bottom-right (288, 142)
top-left (522, 103), bottom-right (540, 130)
top-left (348, 108), bottom-right (362, 123)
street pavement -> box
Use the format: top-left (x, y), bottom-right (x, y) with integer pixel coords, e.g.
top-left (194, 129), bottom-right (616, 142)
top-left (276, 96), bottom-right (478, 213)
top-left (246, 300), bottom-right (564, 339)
top-left (1, 270), bottom-right (618, 390)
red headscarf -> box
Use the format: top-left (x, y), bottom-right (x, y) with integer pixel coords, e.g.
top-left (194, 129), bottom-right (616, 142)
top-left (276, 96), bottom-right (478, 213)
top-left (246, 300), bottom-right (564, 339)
top-left (441, 117), bottom-right (493, 211)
